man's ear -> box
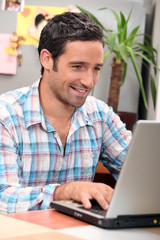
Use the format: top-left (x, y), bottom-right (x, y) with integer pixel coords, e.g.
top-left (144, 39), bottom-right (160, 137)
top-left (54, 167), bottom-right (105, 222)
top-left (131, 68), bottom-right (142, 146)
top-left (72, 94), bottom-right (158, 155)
top-left (40, 49), bottom-right (53, 71)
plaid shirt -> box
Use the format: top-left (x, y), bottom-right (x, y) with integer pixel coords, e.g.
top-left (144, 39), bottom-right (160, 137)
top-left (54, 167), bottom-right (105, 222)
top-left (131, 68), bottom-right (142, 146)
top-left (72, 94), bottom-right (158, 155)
top-left (0, 80), bottom-right (131, 214)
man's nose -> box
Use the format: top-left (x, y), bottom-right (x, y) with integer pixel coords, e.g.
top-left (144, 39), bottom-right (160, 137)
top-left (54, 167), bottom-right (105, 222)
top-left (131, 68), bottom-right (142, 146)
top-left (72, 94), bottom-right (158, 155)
top-left (80, 71), bottom-right (95, 89)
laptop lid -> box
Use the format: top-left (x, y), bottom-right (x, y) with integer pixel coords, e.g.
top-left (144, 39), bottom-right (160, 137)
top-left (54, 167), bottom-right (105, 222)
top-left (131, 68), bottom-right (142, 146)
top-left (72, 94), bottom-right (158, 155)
top-left (107, 120), bottom-right (160, 218)
top-left (51, 120), bottom-right (160, 229)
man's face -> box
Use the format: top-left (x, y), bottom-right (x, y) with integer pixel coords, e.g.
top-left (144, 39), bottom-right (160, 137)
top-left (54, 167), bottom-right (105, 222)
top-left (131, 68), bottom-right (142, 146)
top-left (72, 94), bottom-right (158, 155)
top-left (47, 40), bottom-right (104, 109)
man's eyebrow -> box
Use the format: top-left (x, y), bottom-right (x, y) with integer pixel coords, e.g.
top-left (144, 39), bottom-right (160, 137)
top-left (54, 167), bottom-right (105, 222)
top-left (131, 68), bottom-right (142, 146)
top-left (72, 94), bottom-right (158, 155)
top-left (68, 61), bottom-right (89, 65)
top-left (96, 63), bottom-right (103, 67)
top-left (68, 61), bottom-right (103, 67)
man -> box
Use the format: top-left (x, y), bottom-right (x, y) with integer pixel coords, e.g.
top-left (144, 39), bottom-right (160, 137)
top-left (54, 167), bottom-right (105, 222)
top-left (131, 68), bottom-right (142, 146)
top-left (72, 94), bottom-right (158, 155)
top-left (0, 12), bottom-right (131, 214)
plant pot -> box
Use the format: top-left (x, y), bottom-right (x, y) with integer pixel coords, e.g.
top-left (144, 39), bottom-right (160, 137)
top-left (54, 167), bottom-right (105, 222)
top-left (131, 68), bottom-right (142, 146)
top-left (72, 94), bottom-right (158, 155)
top-left (117, 111), bottom-right (138, 131)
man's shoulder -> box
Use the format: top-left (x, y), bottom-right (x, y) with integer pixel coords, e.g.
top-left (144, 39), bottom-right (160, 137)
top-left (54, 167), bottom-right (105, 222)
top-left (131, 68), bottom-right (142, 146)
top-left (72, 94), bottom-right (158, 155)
top-left (0, 80), bottom-right (39, 107)
top-left (0, 86), bottom-right (30, 122)
top-left (0, 86), bottom-right (30, 106)
top-left (0, 80), bottom-right (40, 130)
top-left (82, 96), bottom-right (113, 123)
top-left (0, 80), bottom-right (39, 120)
top-left (84, 96), bottom-right (109, 113)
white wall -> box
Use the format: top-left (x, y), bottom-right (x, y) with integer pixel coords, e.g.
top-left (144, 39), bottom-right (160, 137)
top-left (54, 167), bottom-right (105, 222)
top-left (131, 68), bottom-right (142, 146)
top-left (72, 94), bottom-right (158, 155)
top-left (147, 0), bottom-right (160, 120)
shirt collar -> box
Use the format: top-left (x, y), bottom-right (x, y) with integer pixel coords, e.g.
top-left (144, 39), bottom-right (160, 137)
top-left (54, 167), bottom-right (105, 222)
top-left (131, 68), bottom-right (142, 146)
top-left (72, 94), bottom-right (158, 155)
top-left (24, 80), bottom-right (93, 130)
top-left (24, 79), bottom-right (47, 129)
top-left (71, 102), bottom-right (94, 129)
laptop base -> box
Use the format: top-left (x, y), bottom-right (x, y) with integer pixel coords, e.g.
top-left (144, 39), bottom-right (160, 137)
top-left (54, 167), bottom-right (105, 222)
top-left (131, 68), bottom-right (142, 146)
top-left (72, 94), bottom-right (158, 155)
top-left (51, 202), bottom-right (160, 229)
top-left (104, 214), bottom-right (160, 229)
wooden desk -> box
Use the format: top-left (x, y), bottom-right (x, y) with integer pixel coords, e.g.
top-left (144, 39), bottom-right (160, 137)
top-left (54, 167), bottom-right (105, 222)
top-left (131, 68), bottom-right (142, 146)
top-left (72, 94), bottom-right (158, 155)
top-left (1, 210), bottom-right (85, 240)
top-left (3, 209), bottom-right (160, 240)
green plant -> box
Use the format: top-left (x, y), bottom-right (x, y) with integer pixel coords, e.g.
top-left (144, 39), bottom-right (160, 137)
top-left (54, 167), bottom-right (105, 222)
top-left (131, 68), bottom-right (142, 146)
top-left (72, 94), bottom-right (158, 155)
top-left (77, 5), bottom-right (159, 112)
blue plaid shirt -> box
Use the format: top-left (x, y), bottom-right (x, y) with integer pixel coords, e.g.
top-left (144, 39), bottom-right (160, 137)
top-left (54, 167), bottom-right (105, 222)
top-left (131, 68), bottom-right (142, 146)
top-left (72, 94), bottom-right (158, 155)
top-left (0, 79), bottom-right (131, 214)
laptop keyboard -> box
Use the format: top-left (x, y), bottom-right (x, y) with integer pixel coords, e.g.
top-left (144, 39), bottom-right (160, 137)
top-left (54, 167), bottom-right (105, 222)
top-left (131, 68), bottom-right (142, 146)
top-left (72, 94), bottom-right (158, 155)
top-left (79, 200), bottom-right (107, 217)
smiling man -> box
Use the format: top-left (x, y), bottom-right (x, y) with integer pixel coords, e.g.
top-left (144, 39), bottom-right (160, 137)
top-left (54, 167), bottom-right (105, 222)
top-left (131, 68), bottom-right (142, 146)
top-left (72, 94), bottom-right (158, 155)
top-left (0, 12), bottom-right (131, 214)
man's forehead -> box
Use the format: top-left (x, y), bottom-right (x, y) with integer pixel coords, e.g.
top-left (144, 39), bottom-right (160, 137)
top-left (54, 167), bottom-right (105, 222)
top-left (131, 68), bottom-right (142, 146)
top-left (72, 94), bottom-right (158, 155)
top-left (63, 40), bottom-right (103, 55)
top-left (66, 39), bottom-right (103, 43)
top-left (64, 40), bottom-right (104, 50)
top-left (59, 41), bottom-right (103, 66)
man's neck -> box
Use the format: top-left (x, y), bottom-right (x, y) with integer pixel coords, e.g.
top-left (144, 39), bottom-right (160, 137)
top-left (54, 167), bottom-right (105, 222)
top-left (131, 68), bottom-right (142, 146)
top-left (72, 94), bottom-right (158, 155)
top-left (39, 77), bottom-right (75, 122)
top-left (38, 77), bottom-right (75, 148)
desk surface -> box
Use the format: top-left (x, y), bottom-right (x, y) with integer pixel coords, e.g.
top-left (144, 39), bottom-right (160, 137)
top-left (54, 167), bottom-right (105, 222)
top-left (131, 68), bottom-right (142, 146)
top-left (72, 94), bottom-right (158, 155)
top-left (2, 209), bottom-right (160, 240)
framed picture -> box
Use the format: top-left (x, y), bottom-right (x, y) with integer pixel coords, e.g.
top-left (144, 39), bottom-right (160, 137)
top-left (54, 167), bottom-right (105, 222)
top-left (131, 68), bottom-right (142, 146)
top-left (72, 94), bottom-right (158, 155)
top-left (2, 0), bottom-right (24, 12)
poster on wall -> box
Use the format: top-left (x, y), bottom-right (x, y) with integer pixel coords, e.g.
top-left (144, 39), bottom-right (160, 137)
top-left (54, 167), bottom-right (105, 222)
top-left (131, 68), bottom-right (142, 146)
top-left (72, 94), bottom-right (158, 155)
top-left (1, 0), bottom-right (24, 12)
top-left (27, 5), bottom-right (80, 42)
top-left (17, 5), bottom-right (66, 45)
top-left (0, 33), bottom-right (17, 75)
top-left (27, 7), bottom-right (54, 41)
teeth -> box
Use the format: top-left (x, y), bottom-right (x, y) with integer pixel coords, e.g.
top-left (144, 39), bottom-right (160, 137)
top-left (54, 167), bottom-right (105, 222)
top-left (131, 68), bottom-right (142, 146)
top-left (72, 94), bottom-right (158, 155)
top-left (76, 89), bottom-right (85, 93)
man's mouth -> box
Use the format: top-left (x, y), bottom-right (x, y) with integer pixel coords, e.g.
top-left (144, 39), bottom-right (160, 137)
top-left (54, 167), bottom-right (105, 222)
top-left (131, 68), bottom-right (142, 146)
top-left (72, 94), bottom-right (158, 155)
top-left (71, 86), bottom-right (88, 94)
top-left (75, 88), bottom-right (86, 93)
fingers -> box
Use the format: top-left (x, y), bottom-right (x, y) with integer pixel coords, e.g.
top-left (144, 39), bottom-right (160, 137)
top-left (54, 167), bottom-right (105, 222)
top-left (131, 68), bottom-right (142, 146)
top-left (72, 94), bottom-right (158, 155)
top-left (94, 195), bottom-right (109, 210)
top-left (79, 182), bottom-right (114, 210)
top-left (81, 197), bottom-right (92, 209)
top-left (81, 194), bottom-right (109, 210)
top-left (53, 181), bottom-right (114, 211)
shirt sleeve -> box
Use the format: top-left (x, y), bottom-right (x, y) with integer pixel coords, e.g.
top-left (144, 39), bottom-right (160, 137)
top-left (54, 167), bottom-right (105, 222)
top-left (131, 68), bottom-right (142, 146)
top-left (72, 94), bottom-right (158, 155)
top-left (0, 122), bottom-right (58, 214)
top-left (99, 106), bottom-right (132, 180)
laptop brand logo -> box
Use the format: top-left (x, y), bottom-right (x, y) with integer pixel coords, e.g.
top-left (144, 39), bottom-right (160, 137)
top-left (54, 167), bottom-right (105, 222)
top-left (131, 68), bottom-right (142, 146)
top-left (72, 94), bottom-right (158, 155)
top-left (74, 211), bottom-right (83, 218)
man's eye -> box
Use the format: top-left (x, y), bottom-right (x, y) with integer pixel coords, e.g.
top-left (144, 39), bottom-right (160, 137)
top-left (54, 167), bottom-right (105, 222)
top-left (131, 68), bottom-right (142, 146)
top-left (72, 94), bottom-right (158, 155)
top-left (73, 65), bottom-right (81, 69)
top-left (94, 67), bottom-right (101, 71)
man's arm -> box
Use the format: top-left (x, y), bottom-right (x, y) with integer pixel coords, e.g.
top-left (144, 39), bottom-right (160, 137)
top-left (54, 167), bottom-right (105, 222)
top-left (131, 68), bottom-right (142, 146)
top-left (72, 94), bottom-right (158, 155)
top-left (100, 107), bottom-right (132, 180)
top-left (0, 122), bottom-right (57, 214)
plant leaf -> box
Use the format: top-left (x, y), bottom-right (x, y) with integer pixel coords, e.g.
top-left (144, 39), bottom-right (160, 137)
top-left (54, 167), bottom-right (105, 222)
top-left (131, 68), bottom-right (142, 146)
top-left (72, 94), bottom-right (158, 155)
top-left (76, 5), bottom-right (109, 33)
top-left (117, 43), bottom-right (128, 63)
top-left (107, 8), bottom-right (121, 33)
top-left (99, 7), bottom-right (123, 43)
top-left (127, 46), bottom-right (148, 110)
top-left (109, 32), bottom-right (117, 52)
top-left (120, 9), bottom-right (132, 43)
top-left (120, 12), bottom-right (127, 42)
top-left (126, 26), bottom-right (139, 46)
top-left (121, 62), bottom-right (127, 85)
top-left (120, 11), bottom-right (126, 28)
top-left (135, 51), bottom-right (160, 71)
top-left (126, 8), bottom-right (132, 24)
top-left (135, 42), bottom-right (158, 75)
top-left (103, 51), bottom-right (110, 65)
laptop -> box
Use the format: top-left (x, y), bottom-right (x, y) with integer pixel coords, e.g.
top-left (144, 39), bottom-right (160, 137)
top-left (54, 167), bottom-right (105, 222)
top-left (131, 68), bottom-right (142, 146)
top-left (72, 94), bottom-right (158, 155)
top-left (51, 120), bottom-right (160, 229)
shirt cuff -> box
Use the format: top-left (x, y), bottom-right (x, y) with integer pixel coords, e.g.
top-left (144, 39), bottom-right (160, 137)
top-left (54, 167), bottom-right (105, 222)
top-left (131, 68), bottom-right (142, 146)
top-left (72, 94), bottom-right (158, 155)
top-left (40, 184), bottom-right (60, 210)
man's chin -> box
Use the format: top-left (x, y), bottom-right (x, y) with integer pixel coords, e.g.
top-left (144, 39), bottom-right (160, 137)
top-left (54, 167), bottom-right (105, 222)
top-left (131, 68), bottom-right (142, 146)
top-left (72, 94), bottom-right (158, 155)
top-left (69, 99), bottom-right (86, 108)
top-left (66, 94), bottom-right (89, 108)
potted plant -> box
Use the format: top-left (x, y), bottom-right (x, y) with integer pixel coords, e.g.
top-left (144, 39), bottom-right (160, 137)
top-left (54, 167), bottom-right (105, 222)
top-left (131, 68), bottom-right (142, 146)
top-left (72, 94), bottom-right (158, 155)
top-left (77, 6), bottom-right (159, 129)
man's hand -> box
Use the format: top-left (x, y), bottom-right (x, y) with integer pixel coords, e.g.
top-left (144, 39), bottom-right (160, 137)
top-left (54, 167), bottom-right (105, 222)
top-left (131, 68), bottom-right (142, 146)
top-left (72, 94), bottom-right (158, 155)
top-left (53, 181), bottom-right (114, 210)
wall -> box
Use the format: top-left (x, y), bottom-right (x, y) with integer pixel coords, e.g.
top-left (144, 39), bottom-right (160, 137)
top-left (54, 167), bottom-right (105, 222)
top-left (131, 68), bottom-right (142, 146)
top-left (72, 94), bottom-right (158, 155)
top-left (147, 0), bottom-right (160, 120)
top-left (0, 0), bottom-right (151, 113)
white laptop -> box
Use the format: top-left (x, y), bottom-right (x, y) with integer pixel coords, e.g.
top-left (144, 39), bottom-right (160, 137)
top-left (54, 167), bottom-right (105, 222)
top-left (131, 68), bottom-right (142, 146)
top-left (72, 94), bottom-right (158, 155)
top-left (51, 120), bottom-right (160, 229)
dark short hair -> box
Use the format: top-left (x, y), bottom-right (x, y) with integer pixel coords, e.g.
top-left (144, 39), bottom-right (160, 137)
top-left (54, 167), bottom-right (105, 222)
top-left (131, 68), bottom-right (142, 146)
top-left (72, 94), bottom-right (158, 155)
top-left (38, 11), bottom-right (104, 75)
